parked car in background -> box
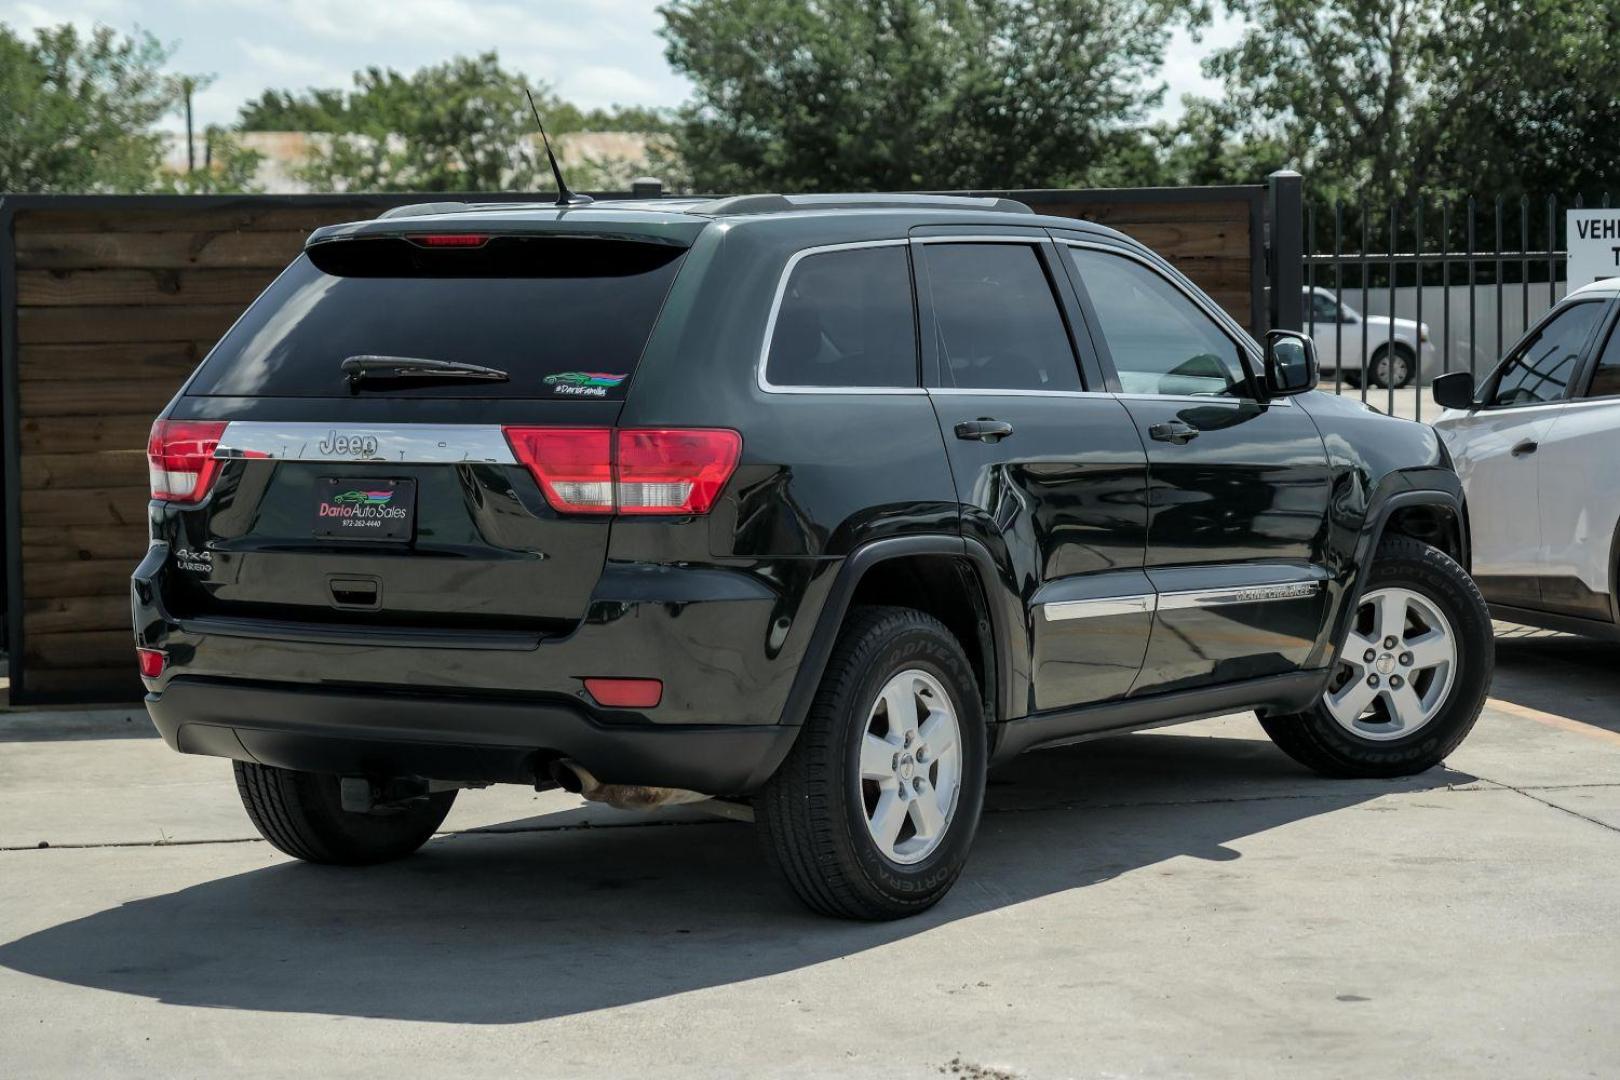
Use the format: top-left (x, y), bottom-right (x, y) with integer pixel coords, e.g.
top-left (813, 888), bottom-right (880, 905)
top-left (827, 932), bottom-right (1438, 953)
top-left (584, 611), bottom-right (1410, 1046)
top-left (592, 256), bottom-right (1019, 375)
top-left (1432, 278), bottom-right (1620, 639)
top-left (134, 194), bottom-right (1493, 920)
top-left (1305, 286), bottom-right (1436, 389)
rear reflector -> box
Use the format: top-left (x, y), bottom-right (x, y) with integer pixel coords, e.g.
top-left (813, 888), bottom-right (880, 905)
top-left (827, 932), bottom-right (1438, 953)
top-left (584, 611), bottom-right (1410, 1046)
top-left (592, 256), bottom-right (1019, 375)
top-left (503, 427), bottom-right (740, 515)
top-left (583, 677), bottom-right (663, 708)
top-left (147, 420), bottom-right (228, 503)
top-left (136, 648), bottom-right (166, 679)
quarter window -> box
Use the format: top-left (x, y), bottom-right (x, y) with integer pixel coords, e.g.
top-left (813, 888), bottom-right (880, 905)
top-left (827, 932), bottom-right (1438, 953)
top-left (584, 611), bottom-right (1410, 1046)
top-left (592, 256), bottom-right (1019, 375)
top-left (1489, 301), bottom-right (1603, 407)
top-left (920, 243), bottom-right (1081, 391)
top-left (1067, 248), bottom-right (1249, 398)
top-left (765, 245), bottom-right (918, 388)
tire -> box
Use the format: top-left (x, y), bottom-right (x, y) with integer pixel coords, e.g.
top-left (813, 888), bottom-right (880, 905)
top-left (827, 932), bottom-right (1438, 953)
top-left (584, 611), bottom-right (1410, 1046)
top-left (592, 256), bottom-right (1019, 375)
top-left (1341, 370), bottom-right (1363, 389)
top-left (1260, 537), bottom-right (1492, 778)
top-left (234, 762), bottom-right (456, 865)
top-left (1369, 344), bottom-right (1416, 389)
top-left (756, 605), bottom-right (988, 920)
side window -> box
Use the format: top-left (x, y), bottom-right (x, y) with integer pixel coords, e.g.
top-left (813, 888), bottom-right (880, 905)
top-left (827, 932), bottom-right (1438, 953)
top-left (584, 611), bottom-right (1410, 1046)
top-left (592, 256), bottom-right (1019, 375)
top-left (1488, 301), bottom-right (1603, 407)
top-left (1585, 318), bottom-right (1620, 399)
top-left (1305, 291), bottom-right (1340, 323)
top-left (765, 245), bottom-right (917, 388)
top-left (920, 243), bottom-right (1082, 391)
top-left (1067, 248), bottom-right (1249, 398)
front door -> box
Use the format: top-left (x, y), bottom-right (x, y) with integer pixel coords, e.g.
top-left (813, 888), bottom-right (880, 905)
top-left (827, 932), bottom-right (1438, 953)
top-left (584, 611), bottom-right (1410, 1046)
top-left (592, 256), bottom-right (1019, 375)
top-left (1524, 303), bottom-right (1620, 620)
top-left (1060, 240), bottom-right (1332, 694)
top-left (913, 233), bottom-right (1151, 714)
top-left (1433, 297), bottom-right (1610, 609)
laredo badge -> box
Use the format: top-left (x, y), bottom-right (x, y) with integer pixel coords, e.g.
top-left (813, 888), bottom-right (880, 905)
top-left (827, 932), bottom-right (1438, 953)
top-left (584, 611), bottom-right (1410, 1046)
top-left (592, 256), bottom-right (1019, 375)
top-left (544, 371), bottom-right (627, 398)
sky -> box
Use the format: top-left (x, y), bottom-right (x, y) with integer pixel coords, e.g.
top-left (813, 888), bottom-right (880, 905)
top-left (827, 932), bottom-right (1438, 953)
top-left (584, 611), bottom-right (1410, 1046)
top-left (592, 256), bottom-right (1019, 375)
top-left (1, 0), bottom-right (1244, 133)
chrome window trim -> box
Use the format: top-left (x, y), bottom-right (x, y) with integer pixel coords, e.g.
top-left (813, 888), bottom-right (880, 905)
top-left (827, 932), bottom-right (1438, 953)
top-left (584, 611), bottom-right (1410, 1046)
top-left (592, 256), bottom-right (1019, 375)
top-left (927, 387), bottom-right (1109, 399)
top-left (1113, 392), bottom-right (1291, 408)
top-left (756, 239), bottom-right (926, 396)
top-left (910, 234), bottom-right (1049, 245)
top-left (1041, 579), bottom-right (1320, 621)
top-left (214, 422), bottom-right (517, 464)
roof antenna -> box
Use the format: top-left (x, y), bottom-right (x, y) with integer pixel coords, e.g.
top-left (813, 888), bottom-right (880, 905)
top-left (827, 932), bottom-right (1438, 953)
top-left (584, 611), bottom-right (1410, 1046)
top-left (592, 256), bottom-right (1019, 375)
top-left (525, 87), bottom-right (591, 207)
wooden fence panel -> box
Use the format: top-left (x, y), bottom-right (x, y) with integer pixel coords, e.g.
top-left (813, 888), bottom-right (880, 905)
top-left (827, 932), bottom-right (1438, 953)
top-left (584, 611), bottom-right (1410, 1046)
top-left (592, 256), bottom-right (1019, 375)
top-left (5, 201), bottom-right (326, 701)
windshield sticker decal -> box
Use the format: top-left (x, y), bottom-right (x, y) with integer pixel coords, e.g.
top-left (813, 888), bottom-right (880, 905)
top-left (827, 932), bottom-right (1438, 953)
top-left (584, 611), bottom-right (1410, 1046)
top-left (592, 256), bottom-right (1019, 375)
top-left (544, 372), bottom-right (628, 398)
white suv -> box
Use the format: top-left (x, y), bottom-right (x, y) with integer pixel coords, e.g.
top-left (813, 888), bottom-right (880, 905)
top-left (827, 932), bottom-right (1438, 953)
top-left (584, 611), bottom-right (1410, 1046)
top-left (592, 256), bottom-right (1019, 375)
top-left (1304, 287), bottom-right (1436, 388)
top-left (1432, 278), bottom-right (1620, 640)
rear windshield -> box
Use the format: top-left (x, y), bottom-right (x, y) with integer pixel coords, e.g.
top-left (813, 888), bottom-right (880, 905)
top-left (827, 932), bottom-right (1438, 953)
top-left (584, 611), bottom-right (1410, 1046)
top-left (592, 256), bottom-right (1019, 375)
top-left (185, 236), bottom-right (687, 399)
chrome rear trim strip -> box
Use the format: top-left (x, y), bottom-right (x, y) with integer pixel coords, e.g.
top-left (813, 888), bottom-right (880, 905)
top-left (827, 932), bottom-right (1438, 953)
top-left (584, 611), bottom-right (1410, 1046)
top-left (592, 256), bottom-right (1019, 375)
top-left (215, 422), bottom-right (516, 464)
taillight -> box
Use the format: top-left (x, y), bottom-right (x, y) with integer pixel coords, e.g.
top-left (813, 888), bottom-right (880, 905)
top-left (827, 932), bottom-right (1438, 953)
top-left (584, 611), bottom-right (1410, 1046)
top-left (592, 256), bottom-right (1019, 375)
top-left (502, 427), bottom-right (741, 516)
top-left (503, 428), bottom-right (615, 513)
top-left (136, 648), bottom-right (166, 679)
top-left (617, 429), bottom-right (742, 514)
top-left (147, 420), bottom-right (228, 503)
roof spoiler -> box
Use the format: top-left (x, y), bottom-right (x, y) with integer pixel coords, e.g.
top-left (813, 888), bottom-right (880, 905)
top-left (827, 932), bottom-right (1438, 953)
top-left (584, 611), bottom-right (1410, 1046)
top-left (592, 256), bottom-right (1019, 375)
top-left (376, 202), bottom-right (473, 220)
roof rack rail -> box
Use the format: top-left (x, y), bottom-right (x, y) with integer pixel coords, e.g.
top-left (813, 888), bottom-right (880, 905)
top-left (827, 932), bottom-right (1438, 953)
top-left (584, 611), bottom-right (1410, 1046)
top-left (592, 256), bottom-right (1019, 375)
top-left (688, 193), bottom-right (1034, 217)
top-left (376, 201), bottom-right (473, 220)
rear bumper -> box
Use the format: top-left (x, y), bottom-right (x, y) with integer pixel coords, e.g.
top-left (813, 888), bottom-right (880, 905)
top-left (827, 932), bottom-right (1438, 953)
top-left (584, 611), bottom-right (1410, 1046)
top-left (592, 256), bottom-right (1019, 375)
top-left (147, 676), bottom-right (798, 793)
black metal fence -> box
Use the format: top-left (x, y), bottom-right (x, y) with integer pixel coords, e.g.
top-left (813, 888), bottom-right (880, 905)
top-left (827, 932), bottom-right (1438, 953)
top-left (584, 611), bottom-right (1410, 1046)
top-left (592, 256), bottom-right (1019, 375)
top-left (1296, 192), bottom-right (1611, 422)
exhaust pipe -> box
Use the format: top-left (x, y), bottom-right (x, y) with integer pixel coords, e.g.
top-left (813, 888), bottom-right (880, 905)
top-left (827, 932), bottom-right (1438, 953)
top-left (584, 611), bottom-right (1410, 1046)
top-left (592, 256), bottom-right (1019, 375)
top-left (549, 759), bottom-right (712, 812)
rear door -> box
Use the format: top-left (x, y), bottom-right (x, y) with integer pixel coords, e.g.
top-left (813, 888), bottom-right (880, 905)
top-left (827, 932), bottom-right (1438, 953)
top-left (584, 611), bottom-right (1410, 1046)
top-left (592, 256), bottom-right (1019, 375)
top-left (1058, 239), bottom-right (1332, 694)
top-left (913, 230), bottom-right (1151, 713)
top-left (1434, 297), bottom-right (1610, 609)
top-left (157, 232), bottom-right (690, 637)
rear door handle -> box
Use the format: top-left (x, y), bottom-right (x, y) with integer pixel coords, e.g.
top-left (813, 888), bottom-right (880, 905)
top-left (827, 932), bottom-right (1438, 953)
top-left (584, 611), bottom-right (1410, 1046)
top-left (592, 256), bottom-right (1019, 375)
top-left (955, 419), bottom-right (1014, 443)
top-left (1149, 421), bottom-right (1199, 444)
top-left (1511, 439), bottom-right (1538, 457)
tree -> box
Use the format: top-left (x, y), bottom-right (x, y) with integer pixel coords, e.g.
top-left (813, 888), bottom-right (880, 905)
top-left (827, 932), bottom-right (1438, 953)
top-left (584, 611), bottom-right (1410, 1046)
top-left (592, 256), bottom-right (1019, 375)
top-left (0, 23), bottom-right (181, 193)
top-left (659, 0), bottom-right (1197, 192)
top-left (1189, 0), bottom-right (1439, 201)
top-left (156, 127), bottom-right (265, 194)
top-left (239, 54), bottom-right (675, 192)
top-left (1184, 0), bottom-right (1620, 201)
top-left (1417, 0), bottom-right (1620, 201)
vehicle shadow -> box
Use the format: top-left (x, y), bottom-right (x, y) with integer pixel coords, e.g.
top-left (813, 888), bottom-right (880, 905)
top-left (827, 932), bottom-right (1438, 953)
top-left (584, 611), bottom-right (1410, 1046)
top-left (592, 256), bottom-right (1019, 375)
top-left (0, 729), bottom-right (1474, 1024)
top-left (1490, 626), bottom-right (1620, 736)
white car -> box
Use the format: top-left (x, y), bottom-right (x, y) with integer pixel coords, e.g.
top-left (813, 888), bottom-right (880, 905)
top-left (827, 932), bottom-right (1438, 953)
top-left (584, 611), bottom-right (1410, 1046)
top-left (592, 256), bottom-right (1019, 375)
top-left (1304, 286), bottom-right (1437, 388)
top-left (1432, 278), bottom-right (1620, 639)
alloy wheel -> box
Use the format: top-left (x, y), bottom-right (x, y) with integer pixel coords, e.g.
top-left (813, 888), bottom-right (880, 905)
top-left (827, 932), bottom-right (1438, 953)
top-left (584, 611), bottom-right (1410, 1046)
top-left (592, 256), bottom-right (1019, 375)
top-left (859, 669), bottom-right (964, 864)
top-left (1324, 586), bottom-right (1458, 741)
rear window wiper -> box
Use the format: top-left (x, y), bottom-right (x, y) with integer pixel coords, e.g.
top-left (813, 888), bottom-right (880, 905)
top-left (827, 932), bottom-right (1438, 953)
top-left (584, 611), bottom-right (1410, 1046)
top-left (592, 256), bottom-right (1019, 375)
top-left (341, 354), bottom-right (510, 388)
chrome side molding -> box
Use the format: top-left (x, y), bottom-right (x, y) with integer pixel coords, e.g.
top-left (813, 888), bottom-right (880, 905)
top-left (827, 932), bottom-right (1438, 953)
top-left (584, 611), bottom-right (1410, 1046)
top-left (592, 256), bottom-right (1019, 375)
top-left (1043, 580), bottom-right (1320, 621)
top-left (1043, 594), bottom-right (1155, 622)
top-left (1158, 581), bottom-right (1321, 611)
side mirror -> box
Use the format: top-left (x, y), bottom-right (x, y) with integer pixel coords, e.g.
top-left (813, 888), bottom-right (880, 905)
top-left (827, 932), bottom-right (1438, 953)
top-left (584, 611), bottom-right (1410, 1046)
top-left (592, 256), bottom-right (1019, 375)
top-left (1264, 330), bottom-right (1318, 396)
top-left (1432, 371), bottom-right (1476, 410)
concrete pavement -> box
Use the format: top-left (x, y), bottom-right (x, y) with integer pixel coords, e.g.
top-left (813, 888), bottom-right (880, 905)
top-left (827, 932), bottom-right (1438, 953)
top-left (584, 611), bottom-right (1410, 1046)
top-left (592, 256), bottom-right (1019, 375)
top-left (1, 630), bottom-right (1617, 1078)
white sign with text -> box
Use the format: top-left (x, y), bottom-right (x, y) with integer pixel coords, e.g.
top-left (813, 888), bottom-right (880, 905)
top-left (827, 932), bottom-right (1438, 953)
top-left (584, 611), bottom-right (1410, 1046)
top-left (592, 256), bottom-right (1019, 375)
top-left (1568, 209), bottom-right (1620, 287)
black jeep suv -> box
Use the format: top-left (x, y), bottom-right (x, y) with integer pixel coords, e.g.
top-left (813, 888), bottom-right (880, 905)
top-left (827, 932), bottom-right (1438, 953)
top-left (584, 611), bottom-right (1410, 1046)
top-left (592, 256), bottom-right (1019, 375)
top-left (133, 193), bottom-right (1492, 919)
